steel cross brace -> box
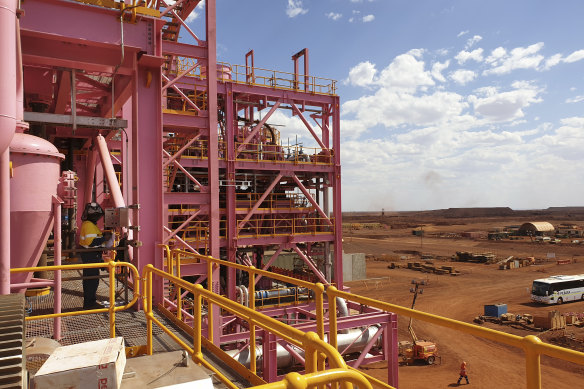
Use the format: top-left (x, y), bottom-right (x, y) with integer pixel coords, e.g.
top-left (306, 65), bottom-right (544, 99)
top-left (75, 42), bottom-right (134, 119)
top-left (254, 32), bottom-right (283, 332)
top-left (235, 101), bottom-right (281, 157)
top-left (162, 74), bottom-right (202, 114)
top-left (254, 246), bottom-right (284, 285)
top-left (350, 326), bottom-right (385, 368)
top-left (291, 102), bottom-right (327, 151)
top-left (162, 149), bottom-right (204, 189)
top-left (163, 226), bottom-right (200, 254)
top-left (291, 174), bottom-right (333, 226)
top-left (163, 133), bottom-right (202, 169)
top-left (163, 208), bottom-right (202, 244)
top-left (160, 0), bottom-right (204, 45)
top-left (292, 244), bottom-right (328, 285)
top-left (237, 173), bottom-right (283, 229)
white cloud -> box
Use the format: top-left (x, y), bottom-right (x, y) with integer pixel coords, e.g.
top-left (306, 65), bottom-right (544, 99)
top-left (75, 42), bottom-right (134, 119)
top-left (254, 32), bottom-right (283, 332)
top-left (450, 69), bottom-right (476, 85)
top-left (543, 54), bottom-right (562, 70)
top-left (348, 17), bottom-right (354, 23)
top-left (469, 81), bottom-right (543, 122)
top-left (362, 14), bottom-right (375, 22)
top-left (286, 0), bottom-right (307, 18)
top-left (431, 60), bottom-right (450, 82)
top-left (377, 50), bottom-right (434, 90)
top-left (326, 12), bottom-right (342, 20)
top-left (455, 48), bottom-right (484, 64)
top-left (465, 35), bottom-right (482, 49)
top-left (346, 61), bottom-right (377, 87)
top-left (566, 95), bottom-right (584, 104)
top-left (483, 43), bottom-right (544, 75)
top-left (564, 49), bottom-right (584, 63)
top-left (457, 30), bottom-right (469, 38)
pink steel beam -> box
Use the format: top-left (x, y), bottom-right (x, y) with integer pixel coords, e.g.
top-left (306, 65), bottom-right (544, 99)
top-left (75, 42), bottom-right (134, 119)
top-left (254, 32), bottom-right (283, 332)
top-left (163, 208), bottom-right (202, 244)
top-left (350, 327), bottom-right (384, 368)
top-left (254, 246), bottom-right (283, 285)
top-left (245, 50), bottom-right (255, 83)
top-left (237, 173), bottom-right (282, 229)
top-left (162, 150), bottom-right (204, 189)
top-left (292, 245), bottom-right (328, 285)
top-left (84, 145), bottom-right (98, 204)
top-left (163, 226), bottom-right (200, 254)
top-left (162, 62), bottom-right (199, 92)
top-left (161, 74), bottom-right (202, 114)
top-left (291, 103), bottom-right (327, 151)
top-left (162, 133), bottom-right (201, 168)
top-left (235, 101), bottom-right (281, 156)
top-left (160, 0), bottom-right (203, 45)
top-left (332, 95), bottom-right (343, 288)
top-left (291, 174), bottom-right (332, 226)
top-left (159, 0), bottom-right (186, 17)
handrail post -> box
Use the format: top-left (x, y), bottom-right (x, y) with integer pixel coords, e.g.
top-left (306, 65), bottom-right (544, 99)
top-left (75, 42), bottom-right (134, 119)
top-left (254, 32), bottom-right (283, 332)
top-left (328, 286), bottom-right (338, 351)
top-left (193, 284), bottom-right (203, 363)
top-left (304, 332), bottom-right (319, 374)
top-left (176, 251), bottom-right (182, 320)
top-left (145, 267), bottom-right (153, 355)
top-left (249, 266), bottom-right (257, 374)
top-left (315, 283), bottom-right (326, 378)
top-left (109, 261), bottom-right (116, 337)
top-left (207, 259), bottom-right (214, 343)
top-left (524, 335), bottom-right (542, 389)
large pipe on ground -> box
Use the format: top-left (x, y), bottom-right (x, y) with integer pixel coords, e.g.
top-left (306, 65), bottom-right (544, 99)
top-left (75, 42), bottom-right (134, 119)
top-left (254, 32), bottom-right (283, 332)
top-left (225, 327), bottom-right (381, 369)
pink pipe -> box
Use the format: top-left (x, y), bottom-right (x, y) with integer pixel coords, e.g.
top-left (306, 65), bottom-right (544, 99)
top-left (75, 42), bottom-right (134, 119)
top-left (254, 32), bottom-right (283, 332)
top-left (0, 0), bottom-right (17, 153)
top-left (53, 197), bottom-right (62, 340)
top-left (96, 135), bottom-right (125, 208)
top-left (15, 16), bottom-right (25, 132)
top-left (95, 135), bottom-right (133, 261)
top-left (10, 281), bottom-right (55, 289)
top-left (84, 146), bottom-right (97, 204)
top-left (0, 151), bottom-right (11, 294)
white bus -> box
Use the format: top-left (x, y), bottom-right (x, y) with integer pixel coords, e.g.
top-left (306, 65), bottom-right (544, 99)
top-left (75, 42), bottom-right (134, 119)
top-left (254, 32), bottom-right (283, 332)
top-left (531, 275), bottom-right (584, 304)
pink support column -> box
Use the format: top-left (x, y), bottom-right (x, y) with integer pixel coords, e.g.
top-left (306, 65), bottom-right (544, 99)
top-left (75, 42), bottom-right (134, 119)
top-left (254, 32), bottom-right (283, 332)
top-left (225, 82), bottom-right (237, 301)
top-left (332, 96), bottom-right (343, 288)
top-left (134, 59), bottom-right (164, 301)
top-left (52, 196), bottom-right (63, 340)
top-left (0, 151), bottom-right (10, 295)
top-left (84, 146), bottom-right (98, 204)
top-left (0, 0), bottom-right (18, 295)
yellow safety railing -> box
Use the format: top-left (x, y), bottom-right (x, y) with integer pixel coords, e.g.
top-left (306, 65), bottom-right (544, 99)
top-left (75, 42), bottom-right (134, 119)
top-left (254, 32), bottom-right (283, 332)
top-left (326, 286), bottom-right (584, 389)
top-left (235, 192), bottom-right (311, 210)
top-left (74, 0), bottom-right (160, 18)
top-left (11, 261), bottom-right (140, 338)
top-left (170, 57), bottom-right (337, 96)
top-left (253, 369), bottom-right (372, 389)
top-left (161, 248), bottom-right (327, 341)
top-left (143, 264), bottom-right (355, 389)
top-left (237, 216), bottom-right (334, 238)
top-left (235, 143), bottom-right (333, 165)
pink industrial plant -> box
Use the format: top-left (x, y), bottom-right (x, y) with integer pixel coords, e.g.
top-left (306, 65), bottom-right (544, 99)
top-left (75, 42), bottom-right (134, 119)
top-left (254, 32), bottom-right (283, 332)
top-left (0, 0), bottom-right (398, 385)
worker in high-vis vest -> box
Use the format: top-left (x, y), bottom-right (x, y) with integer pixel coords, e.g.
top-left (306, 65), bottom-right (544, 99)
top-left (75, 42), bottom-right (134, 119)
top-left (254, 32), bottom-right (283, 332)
top-left (79, 202), bottom-right (113, 309)
top-left (457, 361), bottom-right (470, 385)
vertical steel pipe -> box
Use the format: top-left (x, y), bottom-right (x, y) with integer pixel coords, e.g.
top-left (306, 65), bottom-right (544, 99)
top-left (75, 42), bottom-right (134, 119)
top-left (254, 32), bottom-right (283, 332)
top-left (53, 197), bottom-right (62, 340)
top-left (0, 150), bottom-right (10, 294)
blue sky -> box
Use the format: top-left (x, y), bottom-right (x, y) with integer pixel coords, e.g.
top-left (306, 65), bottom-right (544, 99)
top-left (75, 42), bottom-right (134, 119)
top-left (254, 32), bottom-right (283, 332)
top-left (182, 1), bottom-right (584, 211)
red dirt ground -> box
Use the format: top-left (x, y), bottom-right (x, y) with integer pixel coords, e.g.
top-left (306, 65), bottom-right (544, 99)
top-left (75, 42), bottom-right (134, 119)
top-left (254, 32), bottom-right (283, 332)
top-left (342, 211), bottom-right (584, 388)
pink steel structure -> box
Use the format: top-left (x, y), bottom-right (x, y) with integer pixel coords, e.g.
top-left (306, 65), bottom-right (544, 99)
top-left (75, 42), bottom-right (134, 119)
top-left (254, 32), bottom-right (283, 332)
top-left (1, 0), bottom-right (398, 385)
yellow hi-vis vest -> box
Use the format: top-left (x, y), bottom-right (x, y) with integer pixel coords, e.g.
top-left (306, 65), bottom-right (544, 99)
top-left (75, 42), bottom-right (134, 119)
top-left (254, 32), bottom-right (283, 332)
top-left (79, 221), bottom-right (103, 248)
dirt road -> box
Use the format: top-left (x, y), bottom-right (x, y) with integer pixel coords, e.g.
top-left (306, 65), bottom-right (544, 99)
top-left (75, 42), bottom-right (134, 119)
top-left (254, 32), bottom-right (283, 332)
top-left (343, 219), bottom-right (584, 388)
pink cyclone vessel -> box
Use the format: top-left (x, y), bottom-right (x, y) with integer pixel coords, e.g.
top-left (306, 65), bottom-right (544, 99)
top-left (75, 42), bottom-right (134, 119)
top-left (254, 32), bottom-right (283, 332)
top-left (9, 133), bottom-right (64, 286)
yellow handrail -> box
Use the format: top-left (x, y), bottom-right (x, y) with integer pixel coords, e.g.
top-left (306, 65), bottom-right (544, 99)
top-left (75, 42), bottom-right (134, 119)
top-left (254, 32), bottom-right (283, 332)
top-left (11, 261), bottom-right (140, 338)
top-left (142, 265), bottom-right (353, 389)
top-left (253, 369), bottom-right (372, 389)
top-left (326, 286), bottom-right (584, 389)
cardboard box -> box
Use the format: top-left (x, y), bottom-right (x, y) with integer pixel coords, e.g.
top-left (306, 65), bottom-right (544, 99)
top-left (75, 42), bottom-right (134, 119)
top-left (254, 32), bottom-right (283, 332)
top-left (33, 337), bottom-right (126, 389)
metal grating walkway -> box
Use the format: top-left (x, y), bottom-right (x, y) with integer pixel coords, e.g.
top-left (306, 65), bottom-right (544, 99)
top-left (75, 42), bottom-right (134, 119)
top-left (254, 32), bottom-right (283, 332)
top-left (0, 294), bottom-right (26, 389)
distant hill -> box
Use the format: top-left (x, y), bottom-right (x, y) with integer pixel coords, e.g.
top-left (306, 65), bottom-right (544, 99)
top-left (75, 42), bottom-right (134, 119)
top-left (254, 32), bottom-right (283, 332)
top-left (342, 206), bottom-right (584, 222)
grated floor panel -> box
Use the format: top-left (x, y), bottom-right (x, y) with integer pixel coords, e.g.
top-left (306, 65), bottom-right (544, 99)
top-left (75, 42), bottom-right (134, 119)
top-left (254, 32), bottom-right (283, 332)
top-left (25, 270), bottom-right (190, 353)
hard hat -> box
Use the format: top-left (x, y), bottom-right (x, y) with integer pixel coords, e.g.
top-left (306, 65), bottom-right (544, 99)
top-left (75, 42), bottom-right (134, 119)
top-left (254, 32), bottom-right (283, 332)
top-left (82, 202), bottom-right (104, 221)
top-left (461, 361), bottom-right (467, 367)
